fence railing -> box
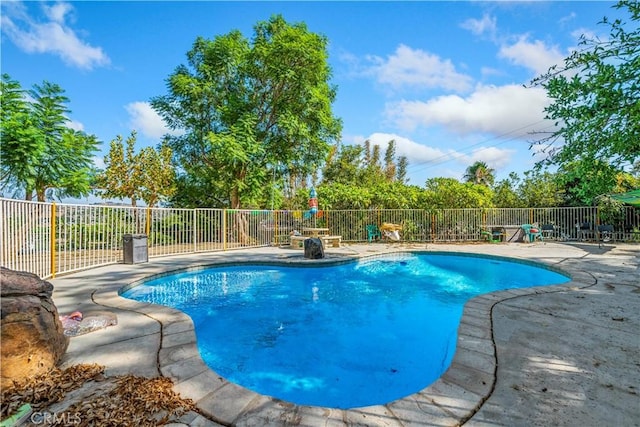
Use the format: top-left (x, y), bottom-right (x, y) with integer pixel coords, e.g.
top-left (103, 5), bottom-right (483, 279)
top-left (2, 198), bottom-right (639, 279)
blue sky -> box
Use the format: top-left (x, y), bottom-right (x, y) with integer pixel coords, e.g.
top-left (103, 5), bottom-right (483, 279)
top-left (1, 1), bottom-right (624, 189)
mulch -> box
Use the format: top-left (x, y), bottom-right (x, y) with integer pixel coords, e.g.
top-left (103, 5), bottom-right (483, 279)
top-left (1, 364), bottom-right (196, 426)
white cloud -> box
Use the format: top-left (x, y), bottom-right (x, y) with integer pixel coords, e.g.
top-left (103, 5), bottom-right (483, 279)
top-left (571, 27), bottom-right (596, 42)
top-left (461, 14), bottom-right (497, 38)
top-left (125, 101), bottom-right (182, 139)
top-left (66, 120), bottom-right (84, 131)
top-left (385, 83), bottom-right (553, 136)
top-left (358, 133), bottom-right (516, 183)
top-left (454, 146), bottom-right (515, 171)
top-left (558, 12), bottom-right (577, 27)
top-left (366, 44), bottom-right (473, 93)
top-left (365, 132), bottom-right (449, 165)
top-left (92, 156), bottom-right (105, 170)
top-left (0, 1), bottom-right (109, 70)
top-left (44, 2), bottom-right (74, 24)
top-left (498, 36), bottom-right (566, 76)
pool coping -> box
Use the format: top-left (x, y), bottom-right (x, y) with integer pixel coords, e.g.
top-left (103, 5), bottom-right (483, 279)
top-left (87, 246), bottom-right (595, 426)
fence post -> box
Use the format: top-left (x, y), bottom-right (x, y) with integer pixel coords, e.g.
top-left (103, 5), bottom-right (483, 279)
top-left (431, 213), bottom-right (436, 241)
top-left (223, 209), bottom-right (227, 251)
top-left (193, 209), bottom-right (197, 253)
top-left (145, 207), bottom-right (151, 240)
top-left (50, 203), bottom-right (57, 278)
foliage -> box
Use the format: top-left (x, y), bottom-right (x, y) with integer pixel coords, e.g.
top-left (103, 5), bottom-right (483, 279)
top-left (517, 170), bottom-right (565, 208)
top-left (492, 173), bottom-right (525, 208)
top-left (0, 74), bottom-right (42, 197)
top-left (321, 144), bottom-right (365, 186)
top-left (555, 160), bottom-right (621, 206)
top-left (613, 169), bottom-right (640, 193)
top-left (422, 178), bottom-right (494, 209)
top-left (594, 194), bottom-right (627, 225)
top-left (96, 131), bottom-right (176, 207)
top-left (0, 74), bottom-right (100, 201)
top-left (321, 139), bottom-right (409, 188)
top-left (151, 15), bottom-right (342, 208)
top-left (530, 1), bottom-right (640, 177)
top-left (137, 141), bottom-right (177, 207)
top-left (305, 181), bottom-right (423, 211)
top-left (96, 132), bottom-right (140, 206)
top-left (315, 183), bottom-right (373, 210)
top-left (463, 161), bottom-right (495, 186)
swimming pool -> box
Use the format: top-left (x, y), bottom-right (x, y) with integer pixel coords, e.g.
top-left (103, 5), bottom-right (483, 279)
top-left (122, 252), bottom-right (570, 409)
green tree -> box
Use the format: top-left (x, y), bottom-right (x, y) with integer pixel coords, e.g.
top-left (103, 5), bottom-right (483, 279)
top-left (322, 140), bottom-right (408, 188)
top-left (151, 15), bottom-right (342, 209)
top-left (530, 1), bottom-right (640, 176)
top-left (0, 74), bottom-right (41, 197)
top-left (555, 159), bottom-right (622, 206)
top-left (137, 141), bottom-right (176, 207)
top-left (463, 161), bottom-right (495, 186)
top-left (423, 177), bottom-right (494, 209)
top-left (517, 170), bottom-right (564, 208)
top-left (321, 144), bottom-right (364, 186)
top-left (96, 131), bottom-right (176, 207)
top-left (493, 172), bottom-right (524, 208)
top-left (0, 75), bottom-right (100, 201)
top-left (396, 155), bottom-right (409, 183)
top-left (367, 144), bottom-right (383, 182)
top-left (383, 140), bottom-right (397, 181)
top-left (97, 132), bottom-right (141, 206)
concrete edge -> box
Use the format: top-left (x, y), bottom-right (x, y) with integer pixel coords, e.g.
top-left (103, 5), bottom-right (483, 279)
top-left (87, 247), bottom-right (595, 426)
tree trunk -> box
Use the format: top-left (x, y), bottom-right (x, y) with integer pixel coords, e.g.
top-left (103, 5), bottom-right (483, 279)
top-left (229, 187), bottom-right (251, 245)
top-left (231, 187), bottom-right (240, 209)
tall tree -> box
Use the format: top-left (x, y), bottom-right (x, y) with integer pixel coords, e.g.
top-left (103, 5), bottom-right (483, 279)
top-left (517, 170), bottom-right (564, 208)
top-left (384, 140), bottom-right (397, 182)
top-left (396, 155), bottom-right (409, 183)
top-left (0, 74), bottom-right (42, 197)
top-left (530, 1), bottom-right (640, 175)
top-left (321, 144), bottom-right (365, 185)
top-left (97, 132), bottom-right (141, 207)
top-left (151, 15), bottom-right (342, 209)
top-left (137, 141), bottom-right (176, 207)
top-left (322, 139), bottom-right (408, 187)
top-left (96, 131), bottom-right (176, 207)
top-left (555, 159), bottom-right (621, 206)
top-left (463, 161), bottom-right (495, 186)
top-left (493, 172), bottom-right (524, 208)
top-left (423, 177), bottom-right (494, 209)
top-left (0, 75), bottom-right (100, 201)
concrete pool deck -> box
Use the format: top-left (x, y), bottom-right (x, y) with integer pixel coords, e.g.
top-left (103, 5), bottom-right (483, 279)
top-left (50, 242), bottom-right (640, 426)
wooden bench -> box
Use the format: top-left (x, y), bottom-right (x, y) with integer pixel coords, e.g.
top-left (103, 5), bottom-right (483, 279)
top-left (289, 235), bottom-right (307, 249)
top-left (320, 235), bottom-right (342, 248)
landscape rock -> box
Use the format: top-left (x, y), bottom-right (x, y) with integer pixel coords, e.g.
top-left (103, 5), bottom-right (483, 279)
top-left (303, 237), bottom-right (325, 259)
top-left (1, 267), bottom-right (68, 389)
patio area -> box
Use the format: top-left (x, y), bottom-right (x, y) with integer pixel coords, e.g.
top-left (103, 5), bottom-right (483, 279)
top-left (49, 241), bottom-right (639, 426)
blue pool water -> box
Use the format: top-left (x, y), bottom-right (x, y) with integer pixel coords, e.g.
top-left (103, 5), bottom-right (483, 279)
top-left (122, 252), bottom-right (569, 408)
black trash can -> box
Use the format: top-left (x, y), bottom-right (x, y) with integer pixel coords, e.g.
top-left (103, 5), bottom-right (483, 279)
top-left (123, 234), bottom-right (148, 264)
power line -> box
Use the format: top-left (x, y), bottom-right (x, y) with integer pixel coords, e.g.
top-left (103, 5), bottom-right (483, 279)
top-left (406, 119), bottom-right (554, 174)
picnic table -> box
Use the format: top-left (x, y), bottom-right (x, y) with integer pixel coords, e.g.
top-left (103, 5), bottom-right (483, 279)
top-left (302, 227), bottom-right (329, 237)
top-left (290, 227), bottom-right (342, 249)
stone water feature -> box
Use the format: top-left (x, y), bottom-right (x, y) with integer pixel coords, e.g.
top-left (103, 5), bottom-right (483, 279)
top-left (303, 237), bottom-right (325, 259)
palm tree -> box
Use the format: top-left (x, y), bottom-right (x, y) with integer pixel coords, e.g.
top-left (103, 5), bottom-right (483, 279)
top-left (463, 161), bottom-right (495, 186)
